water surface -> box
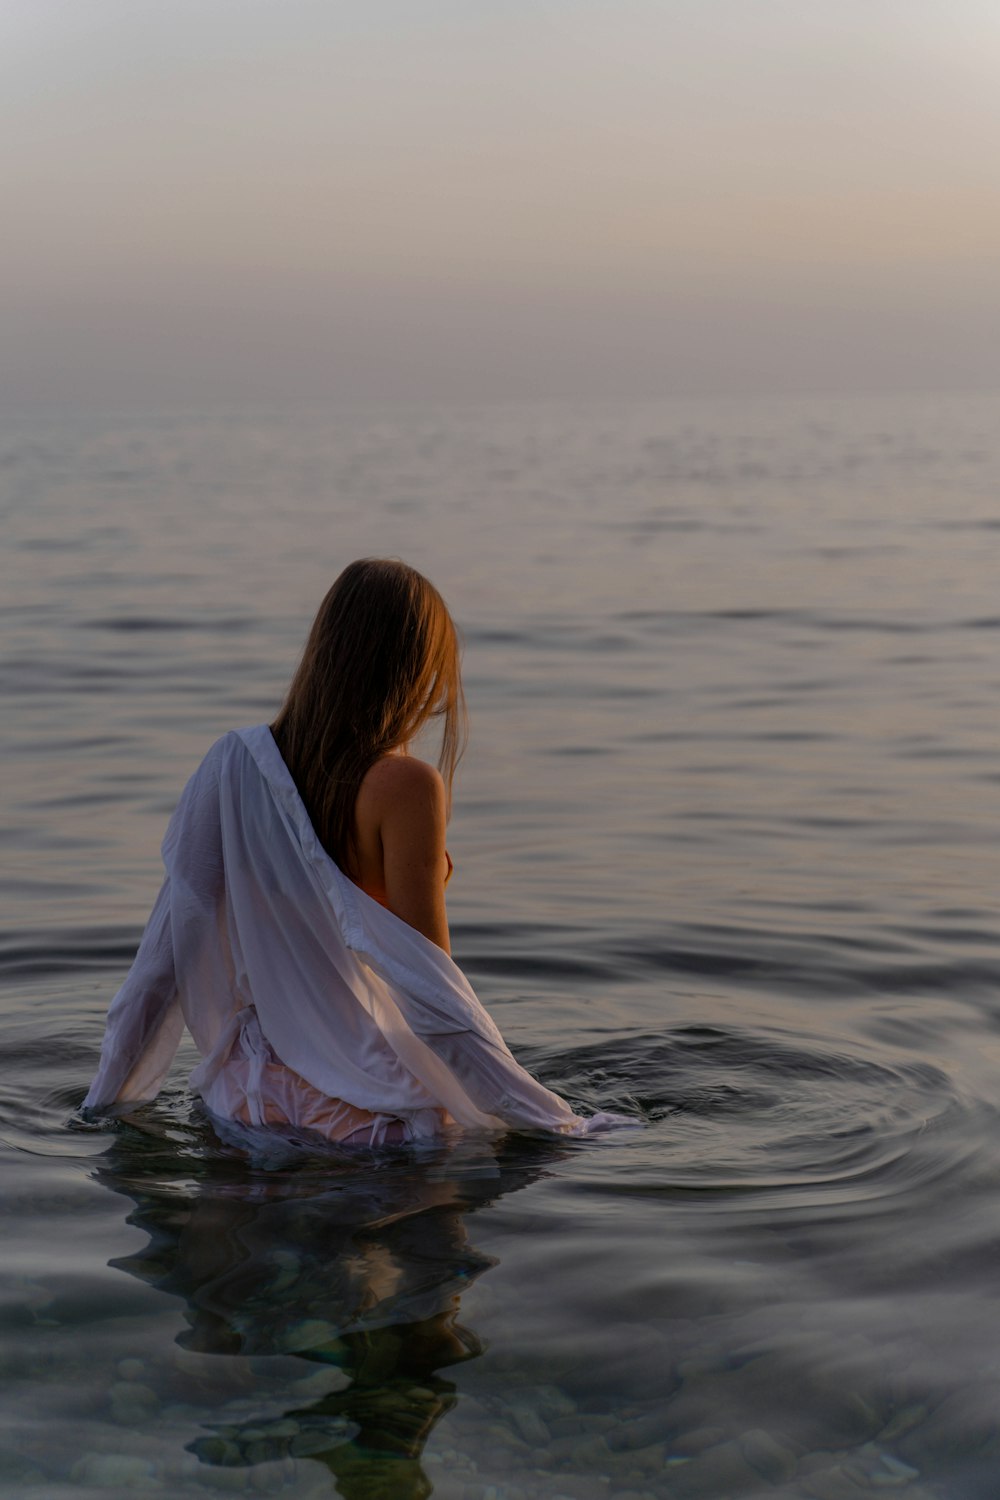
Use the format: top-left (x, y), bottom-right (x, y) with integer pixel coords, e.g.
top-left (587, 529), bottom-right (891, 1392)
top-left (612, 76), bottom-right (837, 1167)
top-left (2, 392), bottom-right (999, 1498)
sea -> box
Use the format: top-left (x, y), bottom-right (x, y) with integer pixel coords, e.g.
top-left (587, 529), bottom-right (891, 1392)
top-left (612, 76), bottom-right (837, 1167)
top-left (1, 390), bottom-right (998, 1500)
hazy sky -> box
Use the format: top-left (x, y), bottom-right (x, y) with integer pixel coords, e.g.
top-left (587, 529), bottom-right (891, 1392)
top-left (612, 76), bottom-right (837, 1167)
top-left (4, 0), bottom-right (1000, 407)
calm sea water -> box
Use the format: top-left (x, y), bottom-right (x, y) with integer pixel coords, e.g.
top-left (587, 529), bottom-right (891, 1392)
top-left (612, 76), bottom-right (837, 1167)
top-left (1, 392), bottom-right (998, 1500)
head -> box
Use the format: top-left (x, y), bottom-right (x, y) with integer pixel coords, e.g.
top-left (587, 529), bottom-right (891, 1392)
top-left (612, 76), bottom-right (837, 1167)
top-left (271, 559), bottom-right (466, 873)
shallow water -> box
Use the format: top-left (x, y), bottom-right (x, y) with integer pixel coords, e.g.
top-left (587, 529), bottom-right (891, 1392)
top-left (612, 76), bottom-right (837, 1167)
top-left (2, 391), bottom-right (999, 1498)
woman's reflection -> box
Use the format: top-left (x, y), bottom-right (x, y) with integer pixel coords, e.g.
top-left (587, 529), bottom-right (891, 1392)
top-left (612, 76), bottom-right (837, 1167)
top-left (94, 1130), bottom-right (566, 1499)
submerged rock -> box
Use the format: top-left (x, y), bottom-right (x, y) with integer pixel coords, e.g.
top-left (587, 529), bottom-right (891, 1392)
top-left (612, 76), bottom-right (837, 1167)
top-left (876, 1452), bottom-right (920, 1482)
top-left (659, 1437), bottom-right (763, 1499)
top-left (508, 1400), bottom-right (551, 1446)
top-left (249, 1460), bottom-right (288, 1492)
top-left (668, 1357), bottom-right (883, 1450)
top-left (878, 1404), bottom-right (928, 1443)
top-left (800, 1463), bottom-right (870, 1500)
top-left (288, 1366), bottom-right (350, 1399)
top-left (739, 1426), bottom-right (798, 1483)
top-left (569, 1432), bottom-right (614, 1469)
top-left (192, 1467), bottom-right (254, 1493)
top-left (535, 1384), bottom-right (579, 1421)
top-left (897, 1385), bottom-right (1000, 1464)
top-left (612, 1410), bottom-right (673, 1452)
top-left (194, 1436), bottom-right (244, 1466)
top-left (71, 1452), bottom-right (158, 1489)
top-left (551, 1474), bottom-right (611, 1500)
top-left (671, 1424), bottom-right (727, 1456)
top-left (109, 1380), bottom-right (160, 1426)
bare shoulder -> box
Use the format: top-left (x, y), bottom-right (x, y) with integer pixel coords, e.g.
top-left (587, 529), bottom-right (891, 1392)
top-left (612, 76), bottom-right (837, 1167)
top-left (357, 755), bottom-right (446, 829)
top-left (355, 750), bottom-right (440, 798)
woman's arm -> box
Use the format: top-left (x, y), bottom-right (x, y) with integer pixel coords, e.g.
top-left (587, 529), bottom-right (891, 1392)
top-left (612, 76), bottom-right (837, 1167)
top-left (357, 755), bottom-right (453, 953)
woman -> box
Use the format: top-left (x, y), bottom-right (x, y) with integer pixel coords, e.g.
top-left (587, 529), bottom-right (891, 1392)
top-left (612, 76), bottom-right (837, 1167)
top-left (84, 559), bottom-right (621, 1147)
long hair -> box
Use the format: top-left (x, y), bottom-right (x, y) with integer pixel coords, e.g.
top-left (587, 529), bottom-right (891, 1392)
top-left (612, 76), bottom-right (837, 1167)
top-left (270, 559), bottom-right (467, 876)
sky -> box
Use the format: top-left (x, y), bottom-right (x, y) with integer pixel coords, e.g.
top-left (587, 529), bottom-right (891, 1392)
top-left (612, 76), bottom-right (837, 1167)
top-left (3, 0), bottom-right (1000, 408)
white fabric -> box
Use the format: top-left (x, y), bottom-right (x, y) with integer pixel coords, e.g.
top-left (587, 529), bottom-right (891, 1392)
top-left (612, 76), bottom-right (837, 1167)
top-left (84, 726), bottom-right (620, 1143)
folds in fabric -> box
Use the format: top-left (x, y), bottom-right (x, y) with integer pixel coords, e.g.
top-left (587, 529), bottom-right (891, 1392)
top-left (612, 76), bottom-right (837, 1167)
top-left (83, 726), bottom-right (595, 1141)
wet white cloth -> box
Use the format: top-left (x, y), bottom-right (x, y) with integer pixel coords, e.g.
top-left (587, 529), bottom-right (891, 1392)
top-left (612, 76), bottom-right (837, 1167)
top-left (84, 726), bottom-right (621, 1143)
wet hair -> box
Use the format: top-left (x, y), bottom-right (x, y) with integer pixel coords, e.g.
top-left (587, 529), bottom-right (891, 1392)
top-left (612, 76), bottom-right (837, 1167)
top-left (270, 558), bottom-right (466, 875)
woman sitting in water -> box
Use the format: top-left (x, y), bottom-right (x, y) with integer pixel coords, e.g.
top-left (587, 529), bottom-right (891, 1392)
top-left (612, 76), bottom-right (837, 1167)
top-left (84, 558), bottom-right (622, 1146)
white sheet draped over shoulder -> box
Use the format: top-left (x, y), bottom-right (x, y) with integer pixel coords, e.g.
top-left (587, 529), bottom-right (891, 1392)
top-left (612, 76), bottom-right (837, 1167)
top-left (84, 726), bottom-right (609, 1140)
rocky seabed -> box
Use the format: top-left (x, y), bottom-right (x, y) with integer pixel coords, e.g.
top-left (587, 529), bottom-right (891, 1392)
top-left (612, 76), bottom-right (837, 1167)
top-left (1, 1326), bottom-right (993, 1500)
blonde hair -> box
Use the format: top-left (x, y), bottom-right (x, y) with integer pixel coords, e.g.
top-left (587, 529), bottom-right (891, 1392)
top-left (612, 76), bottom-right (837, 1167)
top-left (270, 559), bottom-right (466, 875)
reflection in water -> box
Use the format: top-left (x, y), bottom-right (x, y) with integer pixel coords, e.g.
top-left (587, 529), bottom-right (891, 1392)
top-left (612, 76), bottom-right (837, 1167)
top-left (94, 1126), bottom-right (564, 1499)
